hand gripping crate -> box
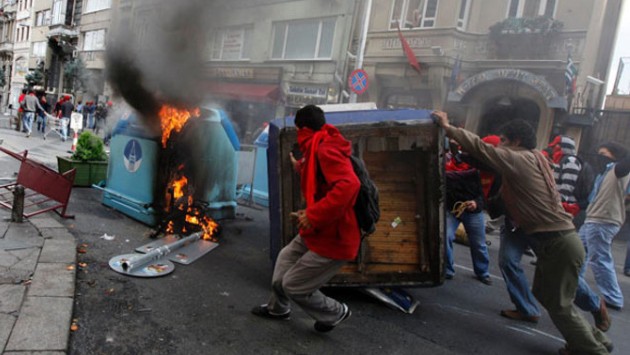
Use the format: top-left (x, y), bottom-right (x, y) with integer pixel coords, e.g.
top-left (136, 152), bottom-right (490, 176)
top-left (268, 109), bottom-right (446, 287)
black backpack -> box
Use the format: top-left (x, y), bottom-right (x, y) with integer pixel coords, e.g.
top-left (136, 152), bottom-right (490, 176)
top-left (349, 155), bottom-right (380, 236)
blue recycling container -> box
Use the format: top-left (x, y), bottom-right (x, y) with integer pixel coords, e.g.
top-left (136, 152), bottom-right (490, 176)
top-left (100, 108), bottom-right (240, 225)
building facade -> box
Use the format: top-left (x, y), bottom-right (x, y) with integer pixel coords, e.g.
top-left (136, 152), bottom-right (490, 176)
top-left (360, 0), bottom-right (622, 148)
top-left (1, 0), bottom-right (115, 112)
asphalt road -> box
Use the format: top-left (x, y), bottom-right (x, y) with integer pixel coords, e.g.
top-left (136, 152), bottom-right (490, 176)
top-left (1, 123), bottom-right (629, 354)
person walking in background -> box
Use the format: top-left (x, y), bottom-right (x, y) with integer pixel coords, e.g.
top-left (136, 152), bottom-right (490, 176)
top-left (16, 88), bottom-right (26, 132)
top-left (251, 105), bottom-right (360, 333)
top-left (58, 95), bottom-right (74, 141)
top-left (35, 93), bottom-right (49, 134)
top-left (575, 142), bottom-right (630, 312)
top-left (87, 101), bottom-right (96, 129)
top-left (76, 100), bottom-right (85, 129)
top-left (444, 140), bottom-right (492, 285)
top-left (433, 110), bottom-right (611, 354)
top-left (20, 90), bottom-right (45, 138)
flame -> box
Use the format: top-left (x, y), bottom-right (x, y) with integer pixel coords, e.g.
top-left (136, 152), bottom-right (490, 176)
top-left (159, 105), bottom-right (200, 148)
top-left (164, 167), bottom-right (218, 241)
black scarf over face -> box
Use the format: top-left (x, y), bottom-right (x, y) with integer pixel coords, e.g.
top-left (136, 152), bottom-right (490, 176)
top-left (595, 154), bottom-right (615, 174)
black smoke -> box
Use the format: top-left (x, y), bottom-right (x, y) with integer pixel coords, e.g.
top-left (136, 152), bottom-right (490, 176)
top-left (106, 0), bottom-right (208, 134)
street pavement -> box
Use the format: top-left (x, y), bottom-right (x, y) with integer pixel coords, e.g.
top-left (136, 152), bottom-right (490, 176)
top-left (2, 112), bottom-right (630, 354)
top-left (0, 113), bottom-right (79, 354)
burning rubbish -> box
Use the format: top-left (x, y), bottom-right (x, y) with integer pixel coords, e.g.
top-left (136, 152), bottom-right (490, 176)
top-left (109, 231), bottom-right (218, 277)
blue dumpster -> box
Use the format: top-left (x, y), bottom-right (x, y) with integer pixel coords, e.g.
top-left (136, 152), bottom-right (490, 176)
top-left (100, 107), bottom-right (240, 225)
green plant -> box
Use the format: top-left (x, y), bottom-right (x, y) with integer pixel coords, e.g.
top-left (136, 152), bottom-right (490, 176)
top-left (489, 16), bottom-right (563, 38)
top-left (25, 62), bottom-right (45, 86)
top-left (71, 131), bottom-right (107, 162)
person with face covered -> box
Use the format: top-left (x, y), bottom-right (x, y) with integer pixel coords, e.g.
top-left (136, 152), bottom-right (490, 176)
top-left (575, 142), bottom-right (630, 312)
top-left (251, 105), bottom-right (360, 333)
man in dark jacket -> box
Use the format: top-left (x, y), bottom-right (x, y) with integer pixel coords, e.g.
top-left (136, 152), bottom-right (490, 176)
top-left (252, 105), bottom-right (360, 332)
top-left (445, 143), bottom-right (491, 284)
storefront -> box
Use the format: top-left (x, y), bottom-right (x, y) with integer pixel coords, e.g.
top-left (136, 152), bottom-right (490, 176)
top-left (205, 66), bottom-right (283, 144)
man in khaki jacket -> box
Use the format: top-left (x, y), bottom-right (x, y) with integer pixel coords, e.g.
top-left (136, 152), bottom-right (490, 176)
top-left (433, 111), bottom-right (611, 355)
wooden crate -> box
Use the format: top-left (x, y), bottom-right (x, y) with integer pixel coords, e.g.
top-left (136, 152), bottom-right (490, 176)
top-left (268, 112), bottom-right (445, 287)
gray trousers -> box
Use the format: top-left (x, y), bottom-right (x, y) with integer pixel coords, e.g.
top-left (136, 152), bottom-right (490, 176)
top-left (267, 235), bottom-right (347, 325)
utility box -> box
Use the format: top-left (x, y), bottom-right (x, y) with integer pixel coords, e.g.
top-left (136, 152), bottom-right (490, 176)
top-left (268, 109), bottom-right (445, 287)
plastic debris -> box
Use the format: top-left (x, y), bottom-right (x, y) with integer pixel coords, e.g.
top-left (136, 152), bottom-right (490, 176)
top-left (70, 319), bottom-right (79, 331)
top-left (391, 216), bottom-right (402, 228)
top-left (67, 265), bottom-right (75, 271)
top-left (100, 233), bottom-right (115, 241)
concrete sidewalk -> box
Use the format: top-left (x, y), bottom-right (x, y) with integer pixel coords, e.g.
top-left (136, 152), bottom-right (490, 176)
top-left (0, 203), bottom-right (76, 353)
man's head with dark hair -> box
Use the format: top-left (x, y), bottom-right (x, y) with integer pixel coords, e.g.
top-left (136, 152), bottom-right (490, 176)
top-left (498, 119), bottom-right (537, 150)
top-left (294, 104), bottom-right (326, 131)
top-left (21, 88), bottom-right (27, 94)
top-left (598, 142), bottom-right (628, 161)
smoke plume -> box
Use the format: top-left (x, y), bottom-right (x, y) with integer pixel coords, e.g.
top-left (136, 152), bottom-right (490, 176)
top-left (106, 0), bottom-right (209, 134)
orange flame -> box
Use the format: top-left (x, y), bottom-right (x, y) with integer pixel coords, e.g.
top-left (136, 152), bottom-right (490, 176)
top-left (159, 105), bottom-right (200, 148)
top-left (165, 168), bottom-right (218, 241)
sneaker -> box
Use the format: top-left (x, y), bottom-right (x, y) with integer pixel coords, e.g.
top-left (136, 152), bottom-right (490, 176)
top-left (314, 303), bottom-right (351, 332)
top-left (445, 274), bottom-right (454, 280)
top-left (592, 299), bottom-right (611, 332)
top-left (624, 270), bottom-right (630, 277)
top-left (251, 304), bottom-right (290, 320)
top-left (500, 309), bottom-right (540, 323)
top-left (478, 276), bottom-right (492, 285)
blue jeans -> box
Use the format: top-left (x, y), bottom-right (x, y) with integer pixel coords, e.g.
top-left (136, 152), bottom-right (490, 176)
top-left (579, 222), bottom-right (623, 308)
top-left (498, 226), bottom-right (541, 317)
top-left (61, 117), bottom-right (69, 140)
top-left (445, 211), bottom-right (489, 278)
top-left (22, 112), bottom-right (34, 134)
top-left (625, 238), bottom-right (630, 273)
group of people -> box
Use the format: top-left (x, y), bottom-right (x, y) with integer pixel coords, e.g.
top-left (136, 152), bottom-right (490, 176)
top-left (15, 88), bottom-right (111, 141)
top-left (434, 111), bottom-right (628, 354)
top-left (251, 104), bottom-right (627, 354)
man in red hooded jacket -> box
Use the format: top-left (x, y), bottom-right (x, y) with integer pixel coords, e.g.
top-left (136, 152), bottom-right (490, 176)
top-left (252, 105), bottom-right (361, 332)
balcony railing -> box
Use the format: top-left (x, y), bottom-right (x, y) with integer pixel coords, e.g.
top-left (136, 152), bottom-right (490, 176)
top-left (47, 24), bottom-right (79, 38)
top-left (0, 40), bottom-right (13, 53)
top-left (79, 50), bottom-right (105, 63)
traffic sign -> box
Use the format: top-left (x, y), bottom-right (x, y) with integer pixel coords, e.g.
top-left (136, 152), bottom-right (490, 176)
top-left (348, 69), bottom-right (369, 95)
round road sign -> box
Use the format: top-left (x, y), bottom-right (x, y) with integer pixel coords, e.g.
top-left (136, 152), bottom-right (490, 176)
top-left (348, 69), bottom-right (369, 95)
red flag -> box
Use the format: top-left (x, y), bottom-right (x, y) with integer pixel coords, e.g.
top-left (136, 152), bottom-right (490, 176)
top-left (396, 23), bottom-right (421, 73)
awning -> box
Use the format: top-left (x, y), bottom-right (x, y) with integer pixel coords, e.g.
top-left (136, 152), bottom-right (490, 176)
top-left (206, 82), bottom-right (281, 103)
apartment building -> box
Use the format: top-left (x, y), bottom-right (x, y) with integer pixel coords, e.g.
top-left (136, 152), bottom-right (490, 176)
top-left (360, 0), bottom-right (622, 148)
top-left (0, 0), bottom-right (17, 109)
top-left (108, 0), bottom-right (352, 142)
top-left (0, 0), bottom-right (115, 111)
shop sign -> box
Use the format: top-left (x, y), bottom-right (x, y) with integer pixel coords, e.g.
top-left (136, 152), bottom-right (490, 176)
top-left (286, 84), bottom-right (328, 107)
top-left (382, 37), bottom-right (431, 50)
top-left (448, 69), bottom-right (566, 109)
top-left (208, 67), bottom-right (255, 79)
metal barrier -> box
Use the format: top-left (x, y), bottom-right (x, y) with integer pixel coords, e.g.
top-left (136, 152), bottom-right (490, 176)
top-left (0, 146), bottom-right (76, 218)
top-left (43, 114), bottom-right (68, 140)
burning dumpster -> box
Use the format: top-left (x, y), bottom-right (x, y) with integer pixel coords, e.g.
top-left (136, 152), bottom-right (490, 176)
top-left (100, 106), bottom-right (240, 231)
top-left (268, 109), bottom-right (445, 287)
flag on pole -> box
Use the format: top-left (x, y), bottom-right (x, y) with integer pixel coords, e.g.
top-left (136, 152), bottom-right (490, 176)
top-left (396, 23), bottom-right (421, 73)
top-left (449, 55), bottom-right (462, 91)
top-left (565, 54), bottom-right (578, 95)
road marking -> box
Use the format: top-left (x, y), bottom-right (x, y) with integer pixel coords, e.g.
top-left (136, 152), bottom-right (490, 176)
top-left (454, 264), bottom-right (503, 281)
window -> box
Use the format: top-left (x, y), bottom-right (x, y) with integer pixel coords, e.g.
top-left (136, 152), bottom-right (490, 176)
top-left (84, 0), bottom-right (112, 13)
top-left (390, 0), bottom-right (439, 29)
top-left (210, 26), bottom-right (253, 61)
top-left (52, 0), bottom-right (64, 25)
top-left (271, 18), bottom-right (336, 60)
top-left (33, 41), bottom-right (47, 57)
top-left (35, 10), bottom-right (52, 27)
top-left (83, 29), bottom-right (106, 51)
top-left (507, 0), bottom-right (556, 18)
top-left (457, 0), bottom-right (471, 29)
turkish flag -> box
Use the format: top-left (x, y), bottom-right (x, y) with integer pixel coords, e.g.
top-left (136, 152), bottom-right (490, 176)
top-left (397, 23), bottom-right (421, 73)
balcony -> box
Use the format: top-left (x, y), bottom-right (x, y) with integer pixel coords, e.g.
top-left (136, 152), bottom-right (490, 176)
top-left (488, 17), bottom-right (564, 59)
top-left (47, 24), bottom-right (79, 39)
top-left (0, 40), bottom-right (13, 54)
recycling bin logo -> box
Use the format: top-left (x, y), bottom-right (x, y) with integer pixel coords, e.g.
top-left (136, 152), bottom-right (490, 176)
top-left (123, 139), bottom-right (143, 173)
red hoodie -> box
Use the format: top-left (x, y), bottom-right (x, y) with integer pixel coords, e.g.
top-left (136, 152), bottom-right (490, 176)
top-left (297, 124), bottom-right (361, 260)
